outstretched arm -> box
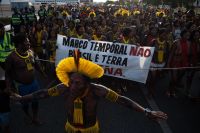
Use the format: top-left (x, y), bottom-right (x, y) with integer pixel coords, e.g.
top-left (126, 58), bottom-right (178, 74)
top-left (116, 95), bottom-right (168, 121)
top-left (12, 83), bottom-right (68, 101)
top-left (93, 83), bottom-right (168, 121)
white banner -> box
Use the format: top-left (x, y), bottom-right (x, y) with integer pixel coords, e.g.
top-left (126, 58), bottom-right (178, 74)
top-left (55, 34), bottom-right (154, 83)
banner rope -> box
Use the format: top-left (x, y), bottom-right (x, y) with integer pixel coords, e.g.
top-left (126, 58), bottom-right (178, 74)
top-left (35, 58), bottom-right (200, 70)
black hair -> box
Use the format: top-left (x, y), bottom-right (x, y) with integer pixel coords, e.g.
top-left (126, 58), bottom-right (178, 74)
top-left (158, 28), bottom-right (166, 35)
top-left (76, 24), bottom-right (84, 32)
top-left (122, 27), bottom-right (131, 37)
top-left (180, 29), bottom-right (188, 38)
top-left (69, 72), bottom-right (91, 84)
top-left (186, 21), bottom-right (193, 30)
top-left (189, 30), bottom-right (199, 41)
top-left (13, 33), bottom-right (27, 48)
top-left (0, 22), bottom-right (4, 29)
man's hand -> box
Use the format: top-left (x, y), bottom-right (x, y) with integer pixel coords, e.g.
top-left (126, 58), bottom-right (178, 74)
top-left (147, 110), bottom-right (168, 121)
top-left (10, 93), bottom-right (22, 101)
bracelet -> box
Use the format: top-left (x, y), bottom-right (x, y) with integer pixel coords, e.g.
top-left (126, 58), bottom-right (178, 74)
top-left (144, 108), bottom-right (151, 116)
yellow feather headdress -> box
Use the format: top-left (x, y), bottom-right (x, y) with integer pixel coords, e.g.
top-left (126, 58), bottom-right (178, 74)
top-left (89, 11), bottom-right (96, 17)
top-left (56, 50), bottom-right (104, 86)
top-left (133, 10), bottom-right (140, 15)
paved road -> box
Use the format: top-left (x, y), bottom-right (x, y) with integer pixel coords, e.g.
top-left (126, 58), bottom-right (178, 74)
top-left (9, 67), bottom-right (200, 133)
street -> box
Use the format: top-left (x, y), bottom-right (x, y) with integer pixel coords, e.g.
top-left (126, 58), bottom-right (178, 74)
top-left (9, 68), bottom-right (200, 133)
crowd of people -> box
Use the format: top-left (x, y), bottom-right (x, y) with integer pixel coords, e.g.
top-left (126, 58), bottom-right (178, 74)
top-left (0, 2), bottom-right (200, 133)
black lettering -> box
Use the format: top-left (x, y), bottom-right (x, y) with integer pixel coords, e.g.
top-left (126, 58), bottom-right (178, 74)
top-left (114, 44), bottom-right (120, 54)
top-left (106, 56), bottom-right (112, 64)
top-left (98, 42), bottom-right (106, 52)
top-left (105, 43), bottom-right (111, 52)
top-left (75, 39), bottom-right (79, 48)
top-left (116, 57), bottom-right (122, 65)
top-left (79, 40), bottom-right (83, 48)
top-left (83, 41), bottom-right (88, 49)
top-left (82, 52), bottom-right (87, 59)
top-left (70, 39), bottom-right (75, 47)
top-left (90, 41), bottom-right (95, 50)
top-left (123, 45), bottom-right (128, 55)
top-left (63, 37), bottom-right (70, 46)
top-left (95, 54), bottom-right (99, 62)
top-left (110, 56), bottom-right (117, 65)
top-left (110, 44), bottom-right (115, 53)
top-left (122, 58), bottom-right (128, 66)
top-left (102, 55), bottom-right (107, 63)
top-left (68, 50), bottom-right (73, 57)
top-left (118, 45), bottom-right (124, 54)
top-left (94, 42), bottom-right (99, 51)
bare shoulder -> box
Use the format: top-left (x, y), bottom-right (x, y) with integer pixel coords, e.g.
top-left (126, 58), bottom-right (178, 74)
top-left (47, 83), bottom-right (69, 97)
top-left (56, 83), bottom-right (69, 90)
top-left (6, 51), bottom-right (16, 61)
top-left (90, 83), bottom-right (110, 97)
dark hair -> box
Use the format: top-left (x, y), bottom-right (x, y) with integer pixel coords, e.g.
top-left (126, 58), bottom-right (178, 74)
top-left (13, 33), bottom-right (27, 47)
top-left (158, 28), bottom-right (166, 35)
top-left (189, 30), bottom-right (199, 41)
top-left (180, 29), bottom-right (188, 37)
top-left (0, 22), bottom-right (4, 29)
top-left (186, 21), bottom-right (193, 30)
top-left (69, 72), bottom-right (91, 83)
top-left (122, 27), bottom-right (131, 37)
top-left (76, 24), bottom-right (84, 32)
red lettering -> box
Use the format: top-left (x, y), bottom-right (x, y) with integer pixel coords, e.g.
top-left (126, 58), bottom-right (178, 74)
top-left (137, 48), bottom-right (144, 57)
top-left (101, 66), bottom-right (123, 76)
top-left (104, 67), bottom-right (113, 74)
top-left (114, 68), bottom-right (122, 76)
top-left (144, 49), bottom-right (151, 57)
top-left (129, 46), bottom-right (138, 56)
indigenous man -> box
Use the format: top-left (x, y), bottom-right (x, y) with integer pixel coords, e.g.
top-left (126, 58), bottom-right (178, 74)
top-left (13, 50), bottom-right (168, 133)
top-left (147, 28), bottom-right (169, 98)
top-left (73, 24), bottom-right (90, 39)
top-left (5, 33), bottom-right (42, 125)
top-left (167, 29), bottom-right (191, 97)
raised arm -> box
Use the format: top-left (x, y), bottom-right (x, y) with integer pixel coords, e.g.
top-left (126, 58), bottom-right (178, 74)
top-left (93, 83), bottom-right (168, 121)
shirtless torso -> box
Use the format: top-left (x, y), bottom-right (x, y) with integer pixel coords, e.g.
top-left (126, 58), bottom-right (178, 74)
top-left (6, 49), bottom-right (35, 85)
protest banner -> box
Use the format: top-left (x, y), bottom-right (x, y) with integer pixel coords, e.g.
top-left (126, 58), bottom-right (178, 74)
top-left (56, 34), bottom-right (154, 83)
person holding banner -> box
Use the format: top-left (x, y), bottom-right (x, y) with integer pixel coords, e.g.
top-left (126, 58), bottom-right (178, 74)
top-left (73, 24), bottom-right (90, 40)
top-left (12, 50), bottom-right (168, 133)
top-left (147, 28), bottom-right (169, 98)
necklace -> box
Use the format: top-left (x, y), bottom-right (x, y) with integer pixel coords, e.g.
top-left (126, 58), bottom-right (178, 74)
top-left (73, 88), bottom-right (89, 125)
top-left (77, 33), bottom-right (83, 39)
top-left (15, 48), bottom-right (29, 59)
top-left (123, 37), bottom-right (129, 44)
top-left (157, 38), bottom-right (165, 45)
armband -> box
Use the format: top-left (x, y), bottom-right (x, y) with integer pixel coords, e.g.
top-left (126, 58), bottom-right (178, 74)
top-left (47, 86), bottom-right (60, 96)
top-left (105, 89), bottom-right (119, 102)
top-left (144, 108), bottom-right (152, 116)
